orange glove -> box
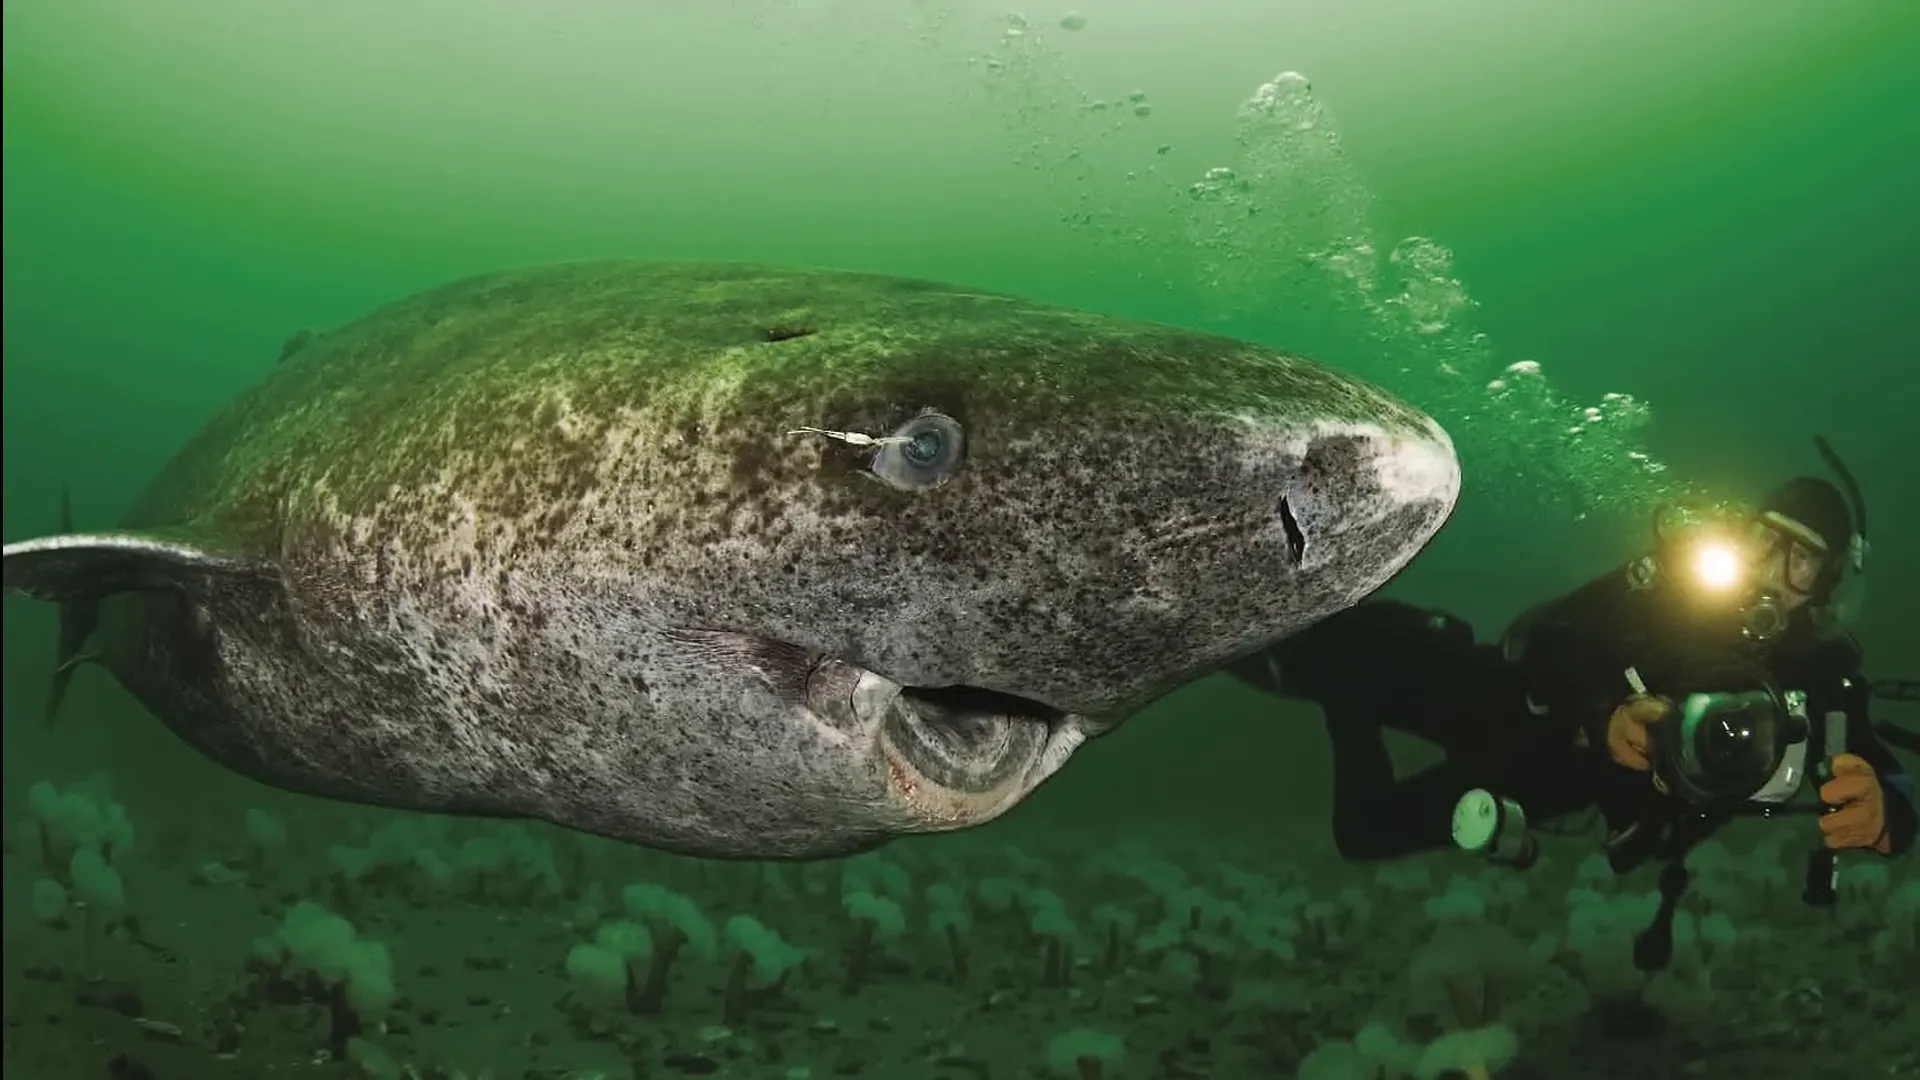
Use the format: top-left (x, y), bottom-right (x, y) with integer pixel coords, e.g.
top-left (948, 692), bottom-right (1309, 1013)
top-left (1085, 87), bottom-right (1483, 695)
top-left (1605, 694), bottom-right (1672, 771)
top-left (1819, 753), bottom-right (1893, 855)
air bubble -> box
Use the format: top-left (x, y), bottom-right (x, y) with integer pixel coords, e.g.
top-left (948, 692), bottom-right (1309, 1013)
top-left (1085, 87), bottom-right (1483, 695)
top-left (964, 49), bottom-right (1684, 521)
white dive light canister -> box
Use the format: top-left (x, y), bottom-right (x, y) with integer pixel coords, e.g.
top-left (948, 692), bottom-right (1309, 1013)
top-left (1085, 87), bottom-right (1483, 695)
top-left (1452, 788), bottom-right (1539, 869)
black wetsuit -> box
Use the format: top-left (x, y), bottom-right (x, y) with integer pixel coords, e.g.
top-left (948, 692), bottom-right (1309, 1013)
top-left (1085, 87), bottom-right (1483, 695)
top-left (1231, 562), bottom-right (1918, 861)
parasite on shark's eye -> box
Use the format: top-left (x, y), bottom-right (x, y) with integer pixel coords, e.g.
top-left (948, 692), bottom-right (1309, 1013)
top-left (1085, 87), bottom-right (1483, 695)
top-left (870, 412), bottom-right (965, 491)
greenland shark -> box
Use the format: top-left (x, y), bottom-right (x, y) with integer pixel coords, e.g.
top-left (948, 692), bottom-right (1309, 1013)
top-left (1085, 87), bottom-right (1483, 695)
top-left (2, 261), bottom-right (1459, 858)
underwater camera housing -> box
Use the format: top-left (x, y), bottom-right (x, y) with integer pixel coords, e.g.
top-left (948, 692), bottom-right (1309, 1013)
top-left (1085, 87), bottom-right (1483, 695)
top-left (1454, 659), bottom-right (1840, 974)
top-left (1606, 653), bottom-right (1802, 859)
top-left (1648, 683), bottom-right (1804, 809)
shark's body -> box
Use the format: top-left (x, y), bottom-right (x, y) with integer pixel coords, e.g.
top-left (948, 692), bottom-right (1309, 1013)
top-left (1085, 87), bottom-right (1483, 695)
top-left (3, 261), bottom-right (1459, 857)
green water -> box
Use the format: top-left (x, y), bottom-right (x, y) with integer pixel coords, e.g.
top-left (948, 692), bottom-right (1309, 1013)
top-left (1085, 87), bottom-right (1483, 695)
top-left (5, 3), bottom-right (1917, 1078)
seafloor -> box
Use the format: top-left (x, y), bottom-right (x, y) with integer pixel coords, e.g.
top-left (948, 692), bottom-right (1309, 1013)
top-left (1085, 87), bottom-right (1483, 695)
top-left (3, 774), bottom-right (1915, 1080)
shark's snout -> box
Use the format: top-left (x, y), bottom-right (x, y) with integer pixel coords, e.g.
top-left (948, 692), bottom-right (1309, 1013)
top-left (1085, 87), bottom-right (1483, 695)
top-left (986, 414), bottom-right (1461, 726)
top-left (1280, 419), bottom-right (1461, 568)
top-left (1362, 420), bottom-right (1461, 515)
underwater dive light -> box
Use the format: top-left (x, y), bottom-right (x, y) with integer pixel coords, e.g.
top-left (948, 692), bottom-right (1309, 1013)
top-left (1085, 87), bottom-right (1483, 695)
top-left (1691, 539), bottom-right (1744, 592)
top-left (1685, 530), bottom-right (1793, 640)
top-left (1452, 788), bottom-right (1539, 869)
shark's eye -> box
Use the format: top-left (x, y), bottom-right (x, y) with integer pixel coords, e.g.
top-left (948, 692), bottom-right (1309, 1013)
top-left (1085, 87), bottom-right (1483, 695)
top-left (903, 430), bottom-right (943, 465)
top-left (872, 412), bottom-right (964, 491)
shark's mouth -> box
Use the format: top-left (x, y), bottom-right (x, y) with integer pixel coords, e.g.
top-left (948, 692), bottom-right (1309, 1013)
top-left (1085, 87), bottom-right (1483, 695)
top-left (883, 682), bottom-right (1073, 794)
top-left (900, 683), bottom-right (1068, 728)
top-left (806, 659), bottom-right (1086, 824)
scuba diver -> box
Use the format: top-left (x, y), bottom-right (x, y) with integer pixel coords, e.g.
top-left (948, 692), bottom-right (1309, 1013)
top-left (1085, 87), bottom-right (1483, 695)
top-left (1228, 437), bottom-right (1917, 876)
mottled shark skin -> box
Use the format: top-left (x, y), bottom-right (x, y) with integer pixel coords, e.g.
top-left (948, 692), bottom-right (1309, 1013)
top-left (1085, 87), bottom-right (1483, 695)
top-left (3, 261), bottom-right (1460, 858)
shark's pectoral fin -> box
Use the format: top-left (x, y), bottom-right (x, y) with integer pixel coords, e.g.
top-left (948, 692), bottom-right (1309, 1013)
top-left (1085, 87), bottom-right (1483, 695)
top-left (5, 520), bottom-right (272, 724)
top-left (3, 529), bottom-right (267, 602)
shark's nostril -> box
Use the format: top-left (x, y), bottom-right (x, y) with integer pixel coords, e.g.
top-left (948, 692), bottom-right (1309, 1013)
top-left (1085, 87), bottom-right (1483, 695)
top-left (1277, 495), bottom-right (1307, 564)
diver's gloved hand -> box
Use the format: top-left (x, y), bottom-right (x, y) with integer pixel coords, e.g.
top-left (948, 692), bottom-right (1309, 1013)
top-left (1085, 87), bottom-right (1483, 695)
top-left (1605, 694), bottom-right (1672, 771)
top-left (1819, 753), bottom-right (1893, 855)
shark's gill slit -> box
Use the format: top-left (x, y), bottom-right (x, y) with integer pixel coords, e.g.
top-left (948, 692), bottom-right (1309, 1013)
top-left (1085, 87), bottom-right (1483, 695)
top-left (1277, 495), bottom-right (1307, 564)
